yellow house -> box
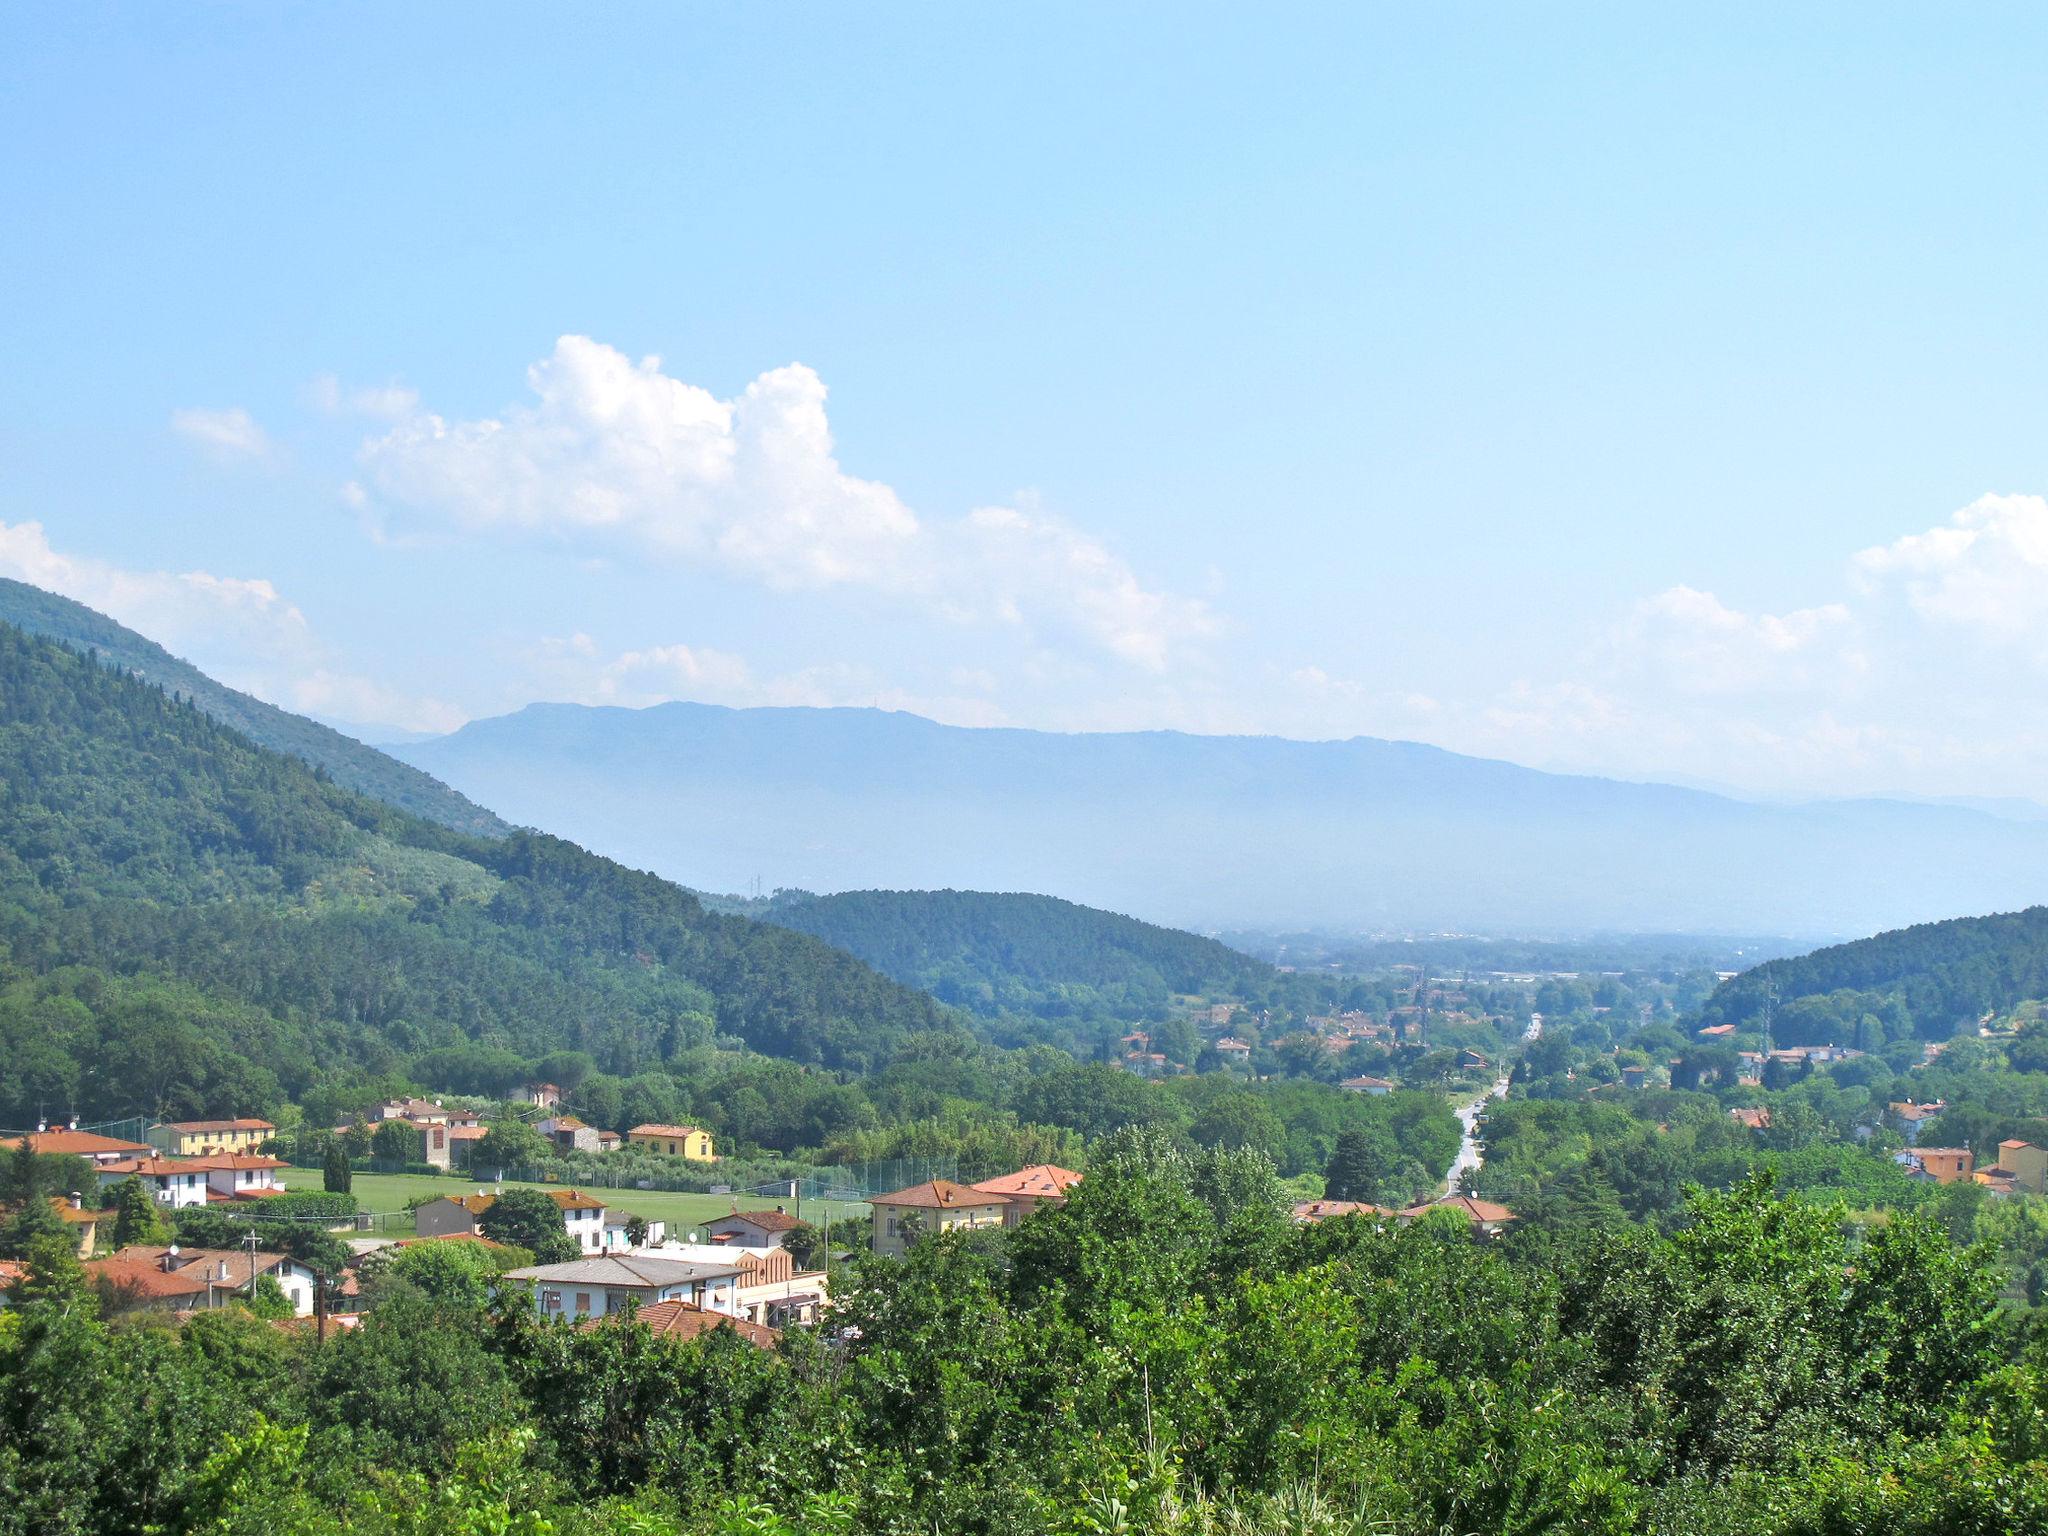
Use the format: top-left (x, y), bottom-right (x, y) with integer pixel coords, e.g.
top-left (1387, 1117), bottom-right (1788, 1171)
top-left (626, 1124), bottom-right (716, 1161)
top-left (154, 1118), bottom-right (277, 1156)
top-left (867, 1179), bottom-right (1011, 1258)
top-left (1997, 1139), bottom-right (2048, 1195)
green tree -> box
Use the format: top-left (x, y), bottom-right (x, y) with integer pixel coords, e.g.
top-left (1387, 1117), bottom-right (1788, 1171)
top-left (472, 1120), bottom-right (547, 1173)
top-left (1322, 1126), bottom-right (1382, 1202)
top-left (323, 1140), bottom-right (353, 1194)
top-left (110, 1174), bottom-right (169, 1248)
top-left (477, 1188), bottom-right (577, 1264)
top-left (370, 1119), bottom-right (419, 1163)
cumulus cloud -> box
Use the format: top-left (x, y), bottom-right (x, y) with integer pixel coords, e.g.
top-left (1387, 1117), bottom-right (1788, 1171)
top-left (354, 336), bottom-right (1211, 669)
top-left (1852, 492), bottom-right (2048, 655)
top-left (1615, 585), bottom-right (1861, 696)
top-left (170, 406), bottom-right (269, 460)
top-left (0, 520), bottom-right (462, 734)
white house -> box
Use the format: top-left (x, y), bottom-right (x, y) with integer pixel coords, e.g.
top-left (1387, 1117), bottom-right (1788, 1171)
top-left (187, 1153), bottom-right (291, 1201)
top-left (501, 1254), bottom-right (745, 1322)
top-left (94, 1155), bottom-right (212, 1208)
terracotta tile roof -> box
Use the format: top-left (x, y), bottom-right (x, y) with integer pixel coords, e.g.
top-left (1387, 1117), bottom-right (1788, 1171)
top-left (580, 1299), bottom-right (779, 1349)
top-left (1729, 1107), bottom-right (1772, 1130)
top-left (970, 1165), bottom-right (1082, 1200)
top-left (0, 1129), bottom-right (153, 1158)
top-left (868, 1178), bottom-right (1010, 1210)
top-left (181, 1153), bottom-right (289, 1172)
top-left (438, 1187), bottom-right (606, 1218)
top-left (627, 1124), bottom-right (707, 1140)
top-left (161, 1118), bottom-right (276, 1134)
top-left (0, 1260), bottom-right (26, 1292)
top-left (84, 1255), bottom-right (212, 1301)
top-left (96, 1155), bottom-right (214, 1176)
top-left (1292, 1199), bottom-right (1389, 1222)
top-left (712, 1209), bottom-right (806, 1232)
top-left (1400, 1195), bottom-right (1516, 1224)
top-left (447, 1125), bottom-right (488, 1140)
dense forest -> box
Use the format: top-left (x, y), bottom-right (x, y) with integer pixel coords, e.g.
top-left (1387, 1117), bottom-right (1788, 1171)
top-left (3, 1130), bottom-right (2043, 1535)
top-left (1698, 906), bottom-right (2048, 1041)
top-left (0, 578), bottom-right (506, 837)
top-left (761, 888), bottom-right (1273, 1036)
top-left (0, 619), bottom-right (956, 1124)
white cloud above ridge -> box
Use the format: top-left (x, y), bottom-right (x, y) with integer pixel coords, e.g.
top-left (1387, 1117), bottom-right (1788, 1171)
top-left (355, 336), bottom-right (1213, 670)
top-left (0, 520), bottom-right (462, 734)
top-left (170, 405), bottom-right (269, 460)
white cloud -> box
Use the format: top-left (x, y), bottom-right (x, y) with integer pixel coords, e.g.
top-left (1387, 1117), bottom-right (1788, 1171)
top-left (308, 373), bottom-right (420, 420)
top-left (355, 336), bottom-right (1211, 670)
top-left (1615, 585), bottom-right (1860, 696)
top-left (170, 406), bottom-right (269, 461)
top-left (1852, 492), bottom-right (2048, 655)
top-left (0, 520), bottom-right (462, 735)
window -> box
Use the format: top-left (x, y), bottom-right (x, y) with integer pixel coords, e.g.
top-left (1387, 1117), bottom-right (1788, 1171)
top-left (574, 1292), bottom-right (591, 1314)
top-left (541, 1290), bottom-right (562, 1312)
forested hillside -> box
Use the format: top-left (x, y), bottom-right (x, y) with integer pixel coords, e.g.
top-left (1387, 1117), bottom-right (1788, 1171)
top-left (761, 888), bottom-right (1272, 1021)
top-left (1698, 905), bottom-right (2048, 1042)
top-left (0, 621), bottom-right (953, 1126)
top-left (0, 578), bottom-right (506, 836)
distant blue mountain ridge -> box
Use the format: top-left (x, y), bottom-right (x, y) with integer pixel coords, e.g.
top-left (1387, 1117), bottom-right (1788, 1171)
top-left (395, 700), bottom-right (2048, 938)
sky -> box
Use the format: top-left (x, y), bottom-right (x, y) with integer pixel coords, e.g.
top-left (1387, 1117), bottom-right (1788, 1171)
top-left (5, 4), bottom-right (2048, 799)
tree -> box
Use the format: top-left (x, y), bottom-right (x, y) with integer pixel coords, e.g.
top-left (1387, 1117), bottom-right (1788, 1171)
top-left (370, 1119), bottom-right (419, 1163)
top-left (322, 1140), bottom-right (352, 1194)
top-left (110, 1174), bottom-right (169, 1248)
top-left (1323, 1127), bottom-right (1381, 1202)
top-left (0, 1186), bottom-right (68, 1261)
top-left (240, 1274), bottom-right (295, 1321)
top-left (477, 1188), bottom-right (577, 1264)
top-left (472, 1120), bottom-right (548, 1174)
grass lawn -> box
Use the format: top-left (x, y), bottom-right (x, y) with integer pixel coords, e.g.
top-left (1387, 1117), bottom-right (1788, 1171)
top-left (340, 1170), bottom-right (866, 1238)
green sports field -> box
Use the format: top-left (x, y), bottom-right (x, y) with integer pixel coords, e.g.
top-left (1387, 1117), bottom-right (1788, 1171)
top-left (339, 1170), bottom-right (866, 1238)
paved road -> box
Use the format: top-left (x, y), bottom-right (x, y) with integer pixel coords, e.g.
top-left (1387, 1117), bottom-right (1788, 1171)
top-left (1444, 1013), bottom-right (1540, 1196)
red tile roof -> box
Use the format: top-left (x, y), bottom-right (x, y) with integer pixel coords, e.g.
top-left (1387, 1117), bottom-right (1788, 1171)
top-left (712, 1209), bottom-right (806, 1232)
top-left (84, 1255), bottom-right (212, 1301)
top-left (581, 1299), bottom-right (779, 1349)
top-left (1400, 1195), bottom-right (1516, 1224)
top-left (162, 1119), bottom-right (276, 1134)
top-left (1292, 1199), bottom-right (1389, 1222)
top-left (0, 1129), bottom-right (153, 1158)
top-left (969, 1165), bottom-right (1082, 1200)
top-left (869, 1178), bottom-right (1009, 1210)
top-left (627, 1124), bottom-right (708, 1140)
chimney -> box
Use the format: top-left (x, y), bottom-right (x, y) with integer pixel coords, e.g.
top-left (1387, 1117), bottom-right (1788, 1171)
top-left (218, 1259), bottom-right (230, 1281)
top-left (69, 1191), bottom-right (82, 1210)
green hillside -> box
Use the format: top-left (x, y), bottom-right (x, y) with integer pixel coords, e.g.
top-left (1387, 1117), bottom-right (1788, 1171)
top-left (0, 577), bottom-right (507, 836)
top-left (1697, 905), bottom-right (2048, 1045)
top-left (0, 620), bottom-right (954, 1127)
top-left (762, 887), bottom-right (1273, 1019)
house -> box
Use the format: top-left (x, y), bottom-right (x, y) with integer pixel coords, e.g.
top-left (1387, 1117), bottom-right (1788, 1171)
top-left (1396, 1195), bottom-right (1517, 1237)
top-left (626, 1124), bottom-right (716, 1161)
top-left (1213, 1038), bottom-right (1253, 1061)
top-left (395, 1119), bottom-right (455, 1170)
top-left (94, 1244), bottom-right (321, 1316)
top-left (414, 1188), bottom-right (613, 1252)
top-left (1695, 1024), bottom-right (1738, 1040)
top-left (0, 1194), bottom-right (118, 1256)
top-left (599, 1210), bottom-right (667, 1251)
top-left (654, 1242), bottom-right (830, 1326)
top-left (1620, 1065), bottom-right (1650, 1089)
top-left (595, 1130), bottom-right (622, 1153)
top-left (579, 1298), bottom-right (779, 1349)
top-left (1993, 1139), bottom-right (2048, 1195)
top-left (867, 1179), bottom-right (1011, 1258)
top-left (375, 1098), bottom-right (448, 1124)
top-left (538, 1115), bottom-right (603, 1155)
top-left (186, 1153), bottom-right (292, 1202)
top-left (1122, 1051), bottom-right (1175, 1078)
top-left (1889, 1100), bottom-right (1947, 1145)
top-left (501, 1254), bottom-right (744, 1322)
top-left (1897, 1147), bottom-right (1974, 1185)
top-left (93, 1154), bottom-right (213, 1208)
top-left (1340, 1075), bottom-right (1396, 1095)
top-left (446, 1124), bottom-right (489, 1163)
top-left (1457, 1049), bottom-right (1491, 1072)
top-left (1729, 1107), bottom-right (1772, 1131)
top-left (523, 1083), bottom-right (561, 1110)
top-left (1291, 1199), bottom-right (1388, 1224)
top-left (704, 1208), bottom-right (808, 1250)
top-left (0, 1125), bottom-right (154, 1165)
top-left (969, 1164), bottom-right (1082, 1223)
top-left (152, 1119), bottom-right (276, 1157)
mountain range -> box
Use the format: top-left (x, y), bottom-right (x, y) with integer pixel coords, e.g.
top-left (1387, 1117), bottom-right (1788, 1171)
top-left (396, 700), bottom-right (2048, 938)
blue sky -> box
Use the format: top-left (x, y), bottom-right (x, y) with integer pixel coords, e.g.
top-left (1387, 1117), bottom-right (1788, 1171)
top-left (5, 4), bottom-right (2048, 796)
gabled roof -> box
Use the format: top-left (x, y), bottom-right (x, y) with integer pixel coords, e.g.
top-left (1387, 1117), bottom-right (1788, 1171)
top-left (181, 1153), bottom-right (289, 1172)
top-left (0, 1129), bottom-right (153, 1158)
top-left (710, 1208), bottom-right (805, 1232)
top-left (580, 1299), bottom-right (779, 1348)
top-left (436, 1187), bottom-right (606, 1218)
top-left (868, 1178), bottom-right (1010, 1210)
top-left (86, 1253), bottom-right (212, 1300)
top-left (970, 1165), bottom-right (1082, 1200)
top-left (503, 1254), bottom-right (743, 1287)
top-left (627, 1123), bottom-right (708, 1139)
top-left (96, 1155), bottom-right (214, 1176)
top-left (1729, 1107), bottom-right (1772, 1130)
top-left (1292, 1199), bottom-right (1388, 1222)
top-left (1400, 1195), bottom-right (1516, 1224)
